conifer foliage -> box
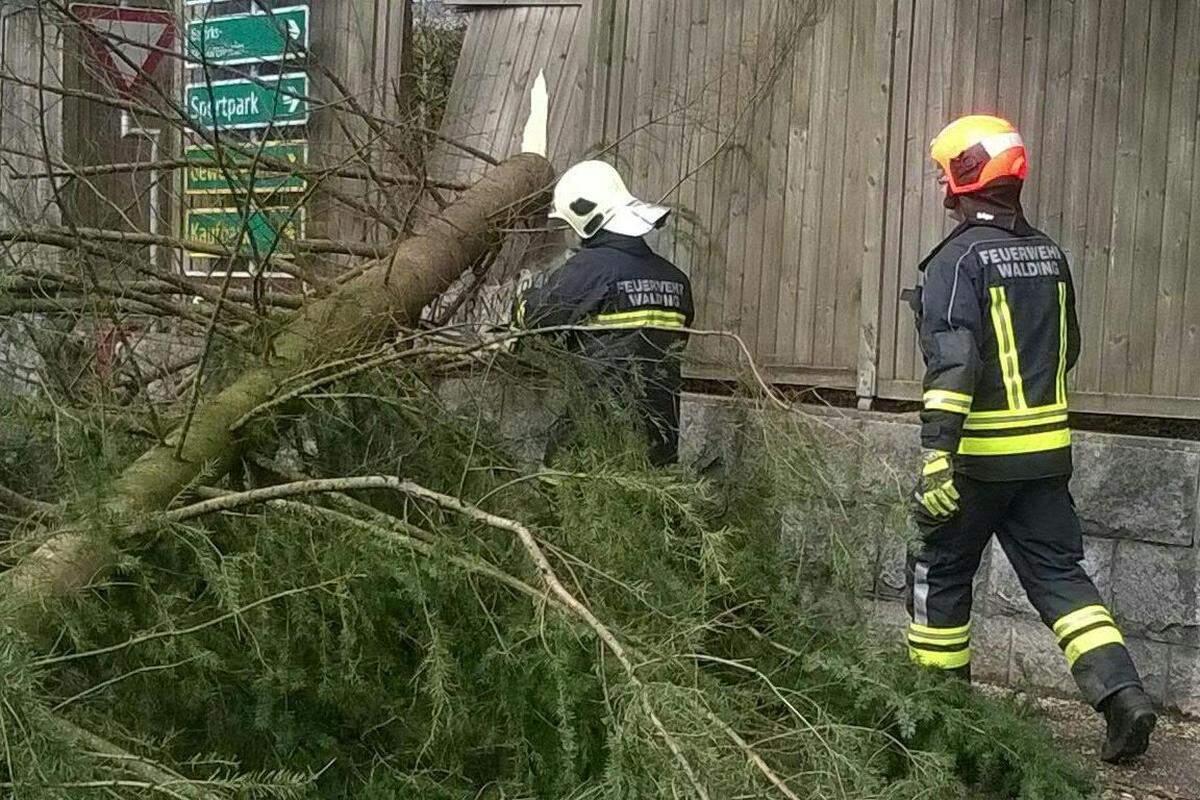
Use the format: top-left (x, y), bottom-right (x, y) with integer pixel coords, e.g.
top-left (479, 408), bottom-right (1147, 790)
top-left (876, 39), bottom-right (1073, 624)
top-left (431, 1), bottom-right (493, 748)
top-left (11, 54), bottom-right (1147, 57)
top-left (0, 355), bottom-right (1094, 799)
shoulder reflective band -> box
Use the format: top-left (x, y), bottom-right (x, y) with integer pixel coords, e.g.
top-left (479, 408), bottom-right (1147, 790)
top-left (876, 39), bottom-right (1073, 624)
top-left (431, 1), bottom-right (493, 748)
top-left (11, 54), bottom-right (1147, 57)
top-left (962, 402), bottom-right (1068, 431)
top-left (907, 623), bottom-right (971, 669)
top-left (923, 389), bottom-right (972, 415)
top-left (589, 309), bottom-right (687, 329)
top-left (1056, 281), bottom-right (1068, 406)
top-left (988, 285), bottom-right (1028, 410)
top-left (514, 298), bottom-right (526, 328)
top-left (1053, 605), bottom-right (1124, 667)
top-left (957, 427), bottom-right (1071, 456)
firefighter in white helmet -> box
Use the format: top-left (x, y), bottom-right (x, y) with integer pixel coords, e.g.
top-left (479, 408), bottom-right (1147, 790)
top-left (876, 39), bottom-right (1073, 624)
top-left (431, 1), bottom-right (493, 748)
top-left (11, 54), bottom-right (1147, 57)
top-left (515, 160), bottom-right (694, 465)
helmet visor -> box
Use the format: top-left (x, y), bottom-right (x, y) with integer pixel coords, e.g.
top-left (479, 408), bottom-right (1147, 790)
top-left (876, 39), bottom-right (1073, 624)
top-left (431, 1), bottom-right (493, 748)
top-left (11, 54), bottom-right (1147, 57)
top-left (602, 199), bottom-right (670, 237)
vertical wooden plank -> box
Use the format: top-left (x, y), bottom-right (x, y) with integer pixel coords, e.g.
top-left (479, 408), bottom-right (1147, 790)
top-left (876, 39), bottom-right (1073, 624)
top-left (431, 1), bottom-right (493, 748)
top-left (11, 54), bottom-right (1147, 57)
top-left (626, 0), bottom-right (658, 186)
top-left (657, 0), bottom-right (691, 263)
top-left (1181, 96), bottom-right (1200, 397)
top-left (1035, 0), bottom-right (1077, 234)
top-left (755, 2), bottom-right (798, 364)
top-left (810, 0), bottom-right (853, 367)
top-left (738, 0), bottom-right (776, 360)
top-left (892, 0), bottom-right (934, 382)
top-left (1059, 0), bottom-right (1102, 387)
top-left (0, 7), bottom-right (63, 275)
top-left (583, 0), bottom-right (617, 154)
top-left (1153, 0), bottom-right (1199, 396)
top-left (614, 0), bottom-right (643, 172)
top-left (773, 17), bottom-right (816, 367)
top-left (875, 0), bottom-right (915, 387)
top-left (1017, 0), bottom-right (1051, 220)
top-left (855, 0), bottom-right (898, 400)
top-left (833, 0), bottom-right (875, 370)
top-left (792, 3), bottom-right (834, 365)
top-left (645, 0), bottom-right (679, 221)
top-left (1126, 0), bottom-right (1175, 394)
top-left (697, 0), bottom-right (742, 364)
top-left (670, 0), bottom-right (709, 270)
top-left (601, 0), bottom-right (630, 149)
top-left (907, 0), bottom-right (954, 377)
top-left (689, 0), bottom-right (729, 365)
top-left (718, 0), bottom-right (760, 363)
top-left (547, 8), bottom-right (587, 166)
top-left (996, 0), bottom-right (1025, 121)
top-left (973, 0), bottom-right (1003, 111)
top-left (950, 0), bottom-right (979, 117)
top-left (1076, 0), bottom-right (1124, 393)
top-left (1100, 1), bottom-right (1150, 393)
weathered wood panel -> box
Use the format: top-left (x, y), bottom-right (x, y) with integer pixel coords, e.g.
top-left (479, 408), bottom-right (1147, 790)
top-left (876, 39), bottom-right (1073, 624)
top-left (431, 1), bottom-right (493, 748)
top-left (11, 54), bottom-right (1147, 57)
top-left (876, 0), bottom-right (1200, 418)
top-left (431, 1), bottom-right (586, 183)
top-left (597, 0), bottom-right (892, 385)
top-left (441, 0), bottom-right (1200, 417)
top-left (0, 5), bottom-right (65, 272)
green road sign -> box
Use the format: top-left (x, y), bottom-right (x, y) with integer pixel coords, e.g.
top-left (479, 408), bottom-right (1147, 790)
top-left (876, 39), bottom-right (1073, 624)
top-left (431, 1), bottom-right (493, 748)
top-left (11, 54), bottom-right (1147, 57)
top-left (186, 206), bottom-right (305, 259)
top-left (186, 73), bottom-right (308, 131)
top-left (186, 6), bottom-right (309, 67)
top-left (185, 141), bottom-right (307, 195)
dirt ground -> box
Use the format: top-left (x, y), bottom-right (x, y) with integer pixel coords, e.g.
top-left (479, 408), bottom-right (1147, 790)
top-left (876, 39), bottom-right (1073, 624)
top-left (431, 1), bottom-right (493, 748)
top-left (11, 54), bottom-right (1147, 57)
top-left (1020, 691), bottom-right (1200, 800)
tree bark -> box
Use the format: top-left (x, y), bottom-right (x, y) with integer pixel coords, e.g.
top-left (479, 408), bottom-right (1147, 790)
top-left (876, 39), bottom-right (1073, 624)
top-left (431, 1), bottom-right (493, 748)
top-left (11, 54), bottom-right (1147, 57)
top-left (1, 153), bottom-right (554, 642)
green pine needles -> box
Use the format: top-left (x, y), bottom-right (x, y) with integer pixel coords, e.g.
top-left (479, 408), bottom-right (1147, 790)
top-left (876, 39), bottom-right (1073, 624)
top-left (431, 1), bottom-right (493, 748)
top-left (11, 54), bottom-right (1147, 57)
top-left (0, 354), bottom-right (1094, 799)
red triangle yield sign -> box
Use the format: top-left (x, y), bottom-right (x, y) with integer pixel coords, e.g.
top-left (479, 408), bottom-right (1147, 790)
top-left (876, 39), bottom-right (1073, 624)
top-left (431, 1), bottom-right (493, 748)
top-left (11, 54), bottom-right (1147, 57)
top-left (70, 4), bottom-right (177, 98)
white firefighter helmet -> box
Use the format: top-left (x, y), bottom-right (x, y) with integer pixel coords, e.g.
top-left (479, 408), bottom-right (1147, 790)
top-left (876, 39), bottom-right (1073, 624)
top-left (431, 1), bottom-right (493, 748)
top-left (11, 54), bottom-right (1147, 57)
top-left (548, 160), bottom-right (670, 239)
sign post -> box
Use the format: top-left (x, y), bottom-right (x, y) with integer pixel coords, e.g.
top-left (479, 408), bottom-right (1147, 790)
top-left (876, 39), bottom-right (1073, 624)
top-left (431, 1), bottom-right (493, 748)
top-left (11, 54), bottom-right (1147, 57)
top-left (70, 4), bottom-right (177, 97)
top-left (186, 206), bottom-right (305, 261)
top-left (186, 73), bottom-right (310, 131)
top-left (181, 2), bottom-right (312, 276)
top-left (185, 142), bottom-right (308, 195)
top-left (186, 6), bottom-right (309, 67)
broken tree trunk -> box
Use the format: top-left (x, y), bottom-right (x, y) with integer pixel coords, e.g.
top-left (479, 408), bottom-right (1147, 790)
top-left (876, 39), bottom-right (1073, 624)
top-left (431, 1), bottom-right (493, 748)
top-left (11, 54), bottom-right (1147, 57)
top-left (2, 153), bottom-right (555, 642)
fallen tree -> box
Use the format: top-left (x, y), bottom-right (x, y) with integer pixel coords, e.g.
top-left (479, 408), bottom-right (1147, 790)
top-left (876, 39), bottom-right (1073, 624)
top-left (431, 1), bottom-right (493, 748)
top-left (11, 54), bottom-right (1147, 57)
top-left (1, 153), bottom-right (555, 641)
top-left (0, 360), bottom-right (1097, 798)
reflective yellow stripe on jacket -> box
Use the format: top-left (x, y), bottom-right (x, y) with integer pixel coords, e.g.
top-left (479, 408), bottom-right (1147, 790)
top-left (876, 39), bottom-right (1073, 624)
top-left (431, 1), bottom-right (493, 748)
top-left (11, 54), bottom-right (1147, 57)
top-left (958, 283), bottom-right (1071, 457)
top-left (988, 286), bottom-right (1027, 410)
top-left (588, 309), bottom-right (687, 329)
top-left (924, 389), bottom-right (972, 415)
top-left (1056, 282), bottom-right (1069, 406)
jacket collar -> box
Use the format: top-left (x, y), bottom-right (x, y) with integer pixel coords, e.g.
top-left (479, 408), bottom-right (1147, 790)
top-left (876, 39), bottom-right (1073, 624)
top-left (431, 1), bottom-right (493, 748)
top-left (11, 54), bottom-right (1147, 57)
top-left (581, 229), bottom-right (653, 255)
top-left (919, 180), bottom-right (1035, 272)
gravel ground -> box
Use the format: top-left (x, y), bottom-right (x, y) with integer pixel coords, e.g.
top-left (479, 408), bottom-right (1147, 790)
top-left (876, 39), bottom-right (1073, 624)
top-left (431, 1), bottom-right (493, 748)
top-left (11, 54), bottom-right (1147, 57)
top-left (990, 688), bottom-right (1200, 800)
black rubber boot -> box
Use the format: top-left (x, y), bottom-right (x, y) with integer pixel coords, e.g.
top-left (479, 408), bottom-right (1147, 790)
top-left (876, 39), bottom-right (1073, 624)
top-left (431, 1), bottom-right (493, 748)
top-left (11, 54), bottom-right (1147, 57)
top-left (1100, 686), bottom-right (1156, 763)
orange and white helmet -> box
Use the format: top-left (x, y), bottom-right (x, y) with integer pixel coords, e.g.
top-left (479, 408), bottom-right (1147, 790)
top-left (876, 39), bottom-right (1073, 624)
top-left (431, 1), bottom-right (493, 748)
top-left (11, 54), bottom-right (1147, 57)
top-left (930, 115), bottom-right (1028, 196)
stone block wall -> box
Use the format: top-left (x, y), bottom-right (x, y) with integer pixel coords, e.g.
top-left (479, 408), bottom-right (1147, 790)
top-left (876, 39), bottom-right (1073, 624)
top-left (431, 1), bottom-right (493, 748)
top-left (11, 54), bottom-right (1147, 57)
top-left (681, 394), bottom-right (1200, 715)
top-left (440, 380), bottom-right (1200, 715)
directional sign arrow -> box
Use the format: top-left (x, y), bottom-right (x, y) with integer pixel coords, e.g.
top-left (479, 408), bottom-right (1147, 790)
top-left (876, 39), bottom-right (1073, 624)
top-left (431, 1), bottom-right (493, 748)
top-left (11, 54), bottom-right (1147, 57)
top-left (186, 6), bottom-right (309, 67)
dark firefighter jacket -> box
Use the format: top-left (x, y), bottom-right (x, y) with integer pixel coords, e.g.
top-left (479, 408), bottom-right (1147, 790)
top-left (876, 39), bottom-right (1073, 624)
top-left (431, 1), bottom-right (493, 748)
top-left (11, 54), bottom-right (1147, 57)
top-left (910, 185), bottom-right (1080, 481)
top-left (516, 229), bottom-right (695, 450)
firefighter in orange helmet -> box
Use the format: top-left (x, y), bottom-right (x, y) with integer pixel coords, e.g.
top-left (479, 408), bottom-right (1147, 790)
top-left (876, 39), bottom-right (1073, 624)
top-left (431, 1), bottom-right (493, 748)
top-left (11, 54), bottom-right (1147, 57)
top-left (904, 115), bottom-right (1155, 762)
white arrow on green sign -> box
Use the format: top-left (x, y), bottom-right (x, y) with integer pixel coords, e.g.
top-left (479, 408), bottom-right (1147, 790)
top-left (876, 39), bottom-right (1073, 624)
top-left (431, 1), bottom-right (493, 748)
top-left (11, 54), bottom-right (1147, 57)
top-left (186, 206), bottom-right (305, 259)
top-left (186, 72), bottom-right (308, 131)
top-left (186, 6), bottom-right (309, 67)
top-left (185, 141), bottom-right (308, 195)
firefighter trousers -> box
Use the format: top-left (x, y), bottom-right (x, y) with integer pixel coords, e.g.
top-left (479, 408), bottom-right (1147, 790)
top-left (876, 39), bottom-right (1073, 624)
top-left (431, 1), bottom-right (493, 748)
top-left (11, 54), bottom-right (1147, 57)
top-left (906, 474), bottom-right (1142, 708)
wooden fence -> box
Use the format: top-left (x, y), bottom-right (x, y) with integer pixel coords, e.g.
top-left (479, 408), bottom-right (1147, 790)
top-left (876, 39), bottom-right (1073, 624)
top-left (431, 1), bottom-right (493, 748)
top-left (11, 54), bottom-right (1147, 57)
top-left (0, 3), bottom-right (64, 272)
top-left (437, 0), bottom-right (1200, 419)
